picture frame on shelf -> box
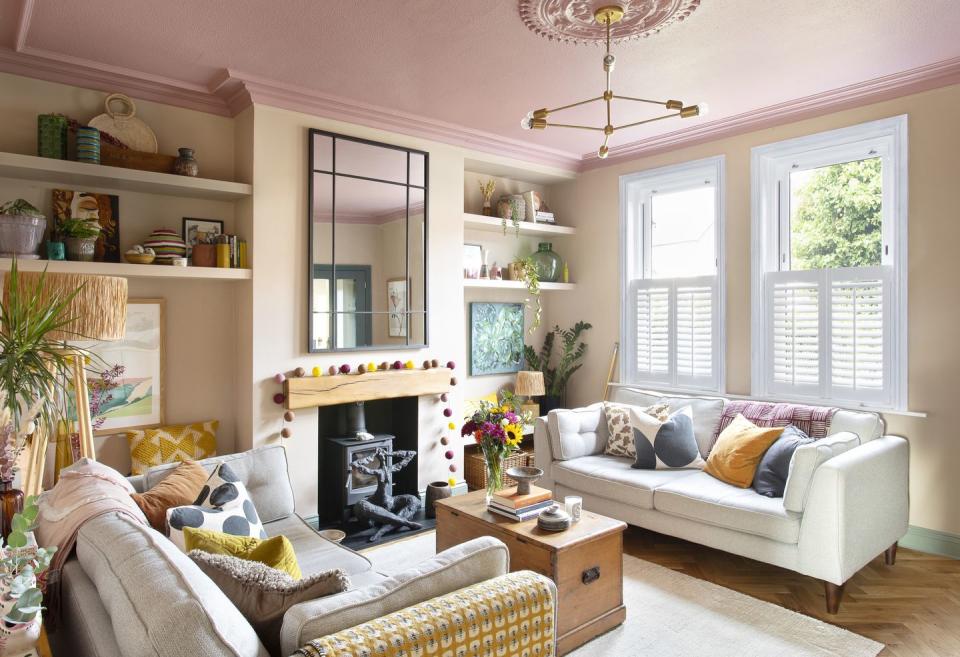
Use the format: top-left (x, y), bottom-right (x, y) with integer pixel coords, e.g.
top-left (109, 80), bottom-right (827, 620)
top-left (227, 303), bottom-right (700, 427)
top-left (470, 302), bottom-right (524, 376)
top-left (182, 217), bottom-right (224, 257)
top-left (70, 299), bottom-right (166, 435)
top-left (464, 243), bottom-right (483, 279)
top-left (52, 189), bottom-right (121, 262)
top-left (387, 277), bottom-right (408, 337)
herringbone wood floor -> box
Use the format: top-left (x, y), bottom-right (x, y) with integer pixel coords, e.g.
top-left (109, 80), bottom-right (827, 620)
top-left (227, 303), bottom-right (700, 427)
top-left (623, 527), bottom-right (960, 657)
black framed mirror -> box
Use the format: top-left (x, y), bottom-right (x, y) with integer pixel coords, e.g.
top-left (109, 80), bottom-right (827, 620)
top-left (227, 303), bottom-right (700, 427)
top-left (308, 130), bottom-right (428, 352)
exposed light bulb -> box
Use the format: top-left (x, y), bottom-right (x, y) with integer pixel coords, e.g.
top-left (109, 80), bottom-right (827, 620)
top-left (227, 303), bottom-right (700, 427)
top-left (521, 116), bottom-right (533, 130)
top-left (598, 145), bottom-right (609, 159)
top-left (696, 102), bottom-right (710, 116)
top-left (526, 110), bottom-right (534, 119)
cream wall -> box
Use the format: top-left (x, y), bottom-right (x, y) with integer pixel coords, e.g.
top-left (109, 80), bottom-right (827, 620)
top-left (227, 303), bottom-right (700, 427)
top-left (549, 83), bottom-right (960, 537)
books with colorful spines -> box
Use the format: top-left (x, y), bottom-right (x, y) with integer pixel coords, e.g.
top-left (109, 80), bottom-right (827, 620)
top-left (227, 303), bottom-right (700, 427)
top-left (491, 485), bottom-right (551, 509)
top-left (487, 503), bottom-right (550, 522)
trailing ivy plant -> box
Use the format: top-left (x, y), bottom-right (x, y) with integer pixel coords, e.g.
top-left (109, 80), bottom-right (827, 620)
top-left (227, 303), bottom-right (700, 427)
top-left (512, 256), bottom-right (542, 333)
top-left (523, 321), bottom-right (592, 401)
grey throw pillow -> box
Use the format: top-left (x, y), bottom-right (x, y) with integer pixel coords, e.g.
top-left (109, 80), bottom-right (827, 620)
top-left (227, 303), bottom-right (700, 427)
top-left (189, 550), bottom-right (349, 657)
top-left (629, 405), bottom-right (706, 470)
top-left (753, 425), bottom-right (814, 498)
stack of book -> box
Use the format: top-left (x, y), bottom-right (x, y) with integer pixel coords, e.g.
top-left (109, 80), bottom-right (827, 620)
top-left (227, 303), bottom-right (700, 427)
top-left (532, 211), bottom-right (556, 224)
top-left (213, 234), bottom-right (249, 268)
top-left (488, 485), bottom-right (553, 522)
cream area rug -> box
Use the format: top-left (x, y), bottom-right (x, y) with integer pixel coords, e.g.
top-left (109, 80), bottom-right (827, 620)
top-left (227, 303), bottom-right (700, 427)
top-left (361, 532), bottom-right (883, 657)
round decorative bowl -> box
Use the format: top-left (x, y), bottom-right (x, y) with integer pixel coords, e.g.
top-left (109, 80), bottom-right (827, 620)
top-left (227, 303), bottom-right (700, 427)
top-left (124, 253), bottom-right (156, 265)
top-left (505, 466), bottom-right (543, 495)
top-left (537, 504), bottom-right (572, 532)
top-left (319, 529), bottom-right (346, 544)
top-left (0, 215), bottom-right (46, 259)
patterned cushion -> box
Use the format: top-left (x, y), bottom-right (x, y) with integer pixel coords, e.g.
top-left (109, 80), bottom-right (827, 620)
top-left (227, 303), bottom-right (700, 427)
top-left (167, 463), bottom-right (266, 551)
top-left (603, 401), bottom-right (670, 458)
top-left (190, 550), bottom-right (348, 657)
top-left (127, 420), bottom-right (218, 475)
top-left (629, 405), bottom-right (706, 470)
top-left (294, 571), bottom-right (555, 657)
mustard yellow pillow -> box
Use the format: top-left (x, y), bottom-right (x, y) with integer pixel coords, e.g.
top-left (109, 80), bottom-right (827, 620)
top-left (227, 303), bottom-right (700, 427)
top-left (704, 415), bottom-right (784, 488)
top-left (127, 420), bottom-right (218, 475)
top-left (183, 527), bottom-right (302, 580)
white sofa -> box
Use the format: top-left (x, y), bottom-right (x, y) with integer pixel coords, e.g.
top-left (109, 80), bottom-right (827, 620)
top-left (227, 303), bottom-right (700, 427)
top-left (533, 387), bottom-right (909, 612)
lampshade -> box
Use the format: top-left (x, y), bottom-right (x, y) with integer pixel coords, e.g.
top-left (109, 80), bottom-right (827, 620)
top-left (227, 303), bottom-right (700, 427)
top-left (4, 271), bottom-right (128, 340)
top-left (515, 370), bottom-right (545, 397)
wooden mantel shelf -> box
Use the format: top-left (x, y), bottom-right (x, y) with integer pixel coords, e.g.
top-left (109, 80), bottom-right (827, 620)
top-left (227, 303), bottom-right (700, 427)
top-left (284, 368), bottom-right (453, 409)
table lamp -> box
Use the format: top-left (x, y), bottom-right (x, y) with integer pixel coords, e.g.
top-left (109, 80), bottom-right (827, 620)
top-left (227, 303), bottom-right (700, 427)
top-left (5, 271), bottom-right (127, 495)
top-left (515, 370), bottom-right (545, 418)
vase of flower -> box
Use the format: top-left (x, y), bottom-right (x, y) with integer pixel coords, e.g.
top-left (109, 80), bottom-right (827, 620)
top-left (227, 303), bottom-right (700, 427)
top-left (461, 397), bottom-right (533, 505)
top-left (478, 179), bottom-right (496, 216)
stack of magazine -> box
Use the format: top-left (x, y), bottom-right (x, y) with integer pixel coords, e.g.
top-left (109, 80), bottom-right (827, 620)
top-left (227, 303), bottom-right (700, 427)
top-left (487, 485), bottom-right (553, 522)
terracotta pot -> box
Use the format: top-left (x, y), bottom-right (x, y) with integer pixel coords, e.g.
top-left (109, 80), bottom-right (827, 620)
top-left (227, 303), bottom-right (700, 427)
top-left (425, 481), bottom-right (452, 519)
top-left (191, 243), bottom-right (217, 267)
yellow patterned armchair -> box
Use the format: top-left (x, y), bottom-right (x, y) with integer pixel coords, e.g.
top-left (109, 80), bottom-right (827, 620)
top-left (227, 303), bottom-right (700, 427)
top-left (282, 537), bottom-right (557, 657)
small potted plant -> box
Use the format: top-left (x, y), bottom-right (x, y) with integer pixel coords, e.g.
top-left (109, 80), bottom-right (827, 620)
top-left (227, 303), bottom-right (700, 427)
top-left (60, 217), bottom-right (101, 261)
top-left (0, 496), bottom-right (56, 657)
top-left (523, 321), bottom-right (593, 415)
top-left (0, 199), bottom-right (46, 259)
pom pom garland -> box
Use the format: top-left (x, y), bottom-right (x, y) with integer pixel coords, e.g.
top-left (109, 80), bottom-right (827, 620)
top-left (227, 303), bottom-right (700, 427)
top-left (448, 463), bottom-right (457, 473)
top-left (446, 361), bottom-right (456, 370)
top-left (274, 373), bottom-right (286, 384)
top-left (311, 366), bottom-right (322, 377)
top-left (404, 360), bottom-right (415, 369)
top-left (328, 365), bottom-right (338, 376)
top-left (280, 427), bottom-right (292, 438)
top-left (440, 436), bottom-right (449, 446)
top-left (339, 364), bottom-right (351, 374)
top-left (440, 393), bottom-right (448, 402)
top-left (443, 408), bottom-right (453, 417)
top-left (358, 364), bottom-right (367, 374)
top-left (273, 393), bottom-right (285, 405)
top-left (448, 477), bottom-right (457, 487)
top-left (294, 367), bottom-right (306, 377)
top-left (283, 410), bottom-right (295, 422)
top-left (392, 360), bottom-right (403, 370)
top-left (431, 359), bottom-right (439, 368)
top-left (450, 377), bottom-right (458, 386)
top-left (423, 360), bottom-right (431, 369)
top-left (444, 450), bottom-right (454, 460)
top-left (368, 362), bottom-right (377, 372)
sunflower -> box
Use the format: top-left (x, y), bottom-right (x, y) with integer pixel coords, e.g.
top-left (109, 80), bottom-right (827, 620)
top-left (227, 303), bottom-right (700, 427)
top-left (504, 423), bottom-right (524, 447)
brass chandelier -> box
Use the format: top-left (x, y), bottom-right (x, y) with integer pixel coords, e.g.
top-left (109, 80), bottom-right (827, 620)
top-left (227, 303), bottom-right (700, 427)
top-left (520, 4), bottom-right (708, 159)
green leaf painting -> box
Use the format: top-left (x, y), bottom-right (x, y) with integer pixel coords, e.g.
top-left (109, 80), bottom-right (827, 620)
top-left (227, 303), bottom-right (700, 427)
top-left (470, 303), bottom-right (524, 376)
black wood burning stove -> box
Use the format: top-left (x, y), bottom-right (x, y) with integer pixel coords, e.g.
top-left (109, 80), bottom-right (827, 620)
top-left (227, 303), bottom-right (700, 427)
top-left (320, 434), bottom-right (394, 524)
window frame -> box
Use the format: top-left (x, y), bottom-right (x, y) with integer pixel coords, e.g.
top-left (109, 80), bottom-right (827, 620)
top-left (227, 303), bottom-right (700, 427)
top-left (750, 115), bottom-right (908, 410)
top-left (619, 155), bottom-right (727, 394)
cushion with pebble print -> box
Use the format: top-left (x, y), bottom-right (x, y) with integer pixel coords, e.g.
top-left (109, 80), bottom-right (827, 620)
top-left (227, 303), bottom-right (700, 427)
top-left (603, 401), bottom-right (671, 459)
top-left (167, 462), bottom-right (266, 552)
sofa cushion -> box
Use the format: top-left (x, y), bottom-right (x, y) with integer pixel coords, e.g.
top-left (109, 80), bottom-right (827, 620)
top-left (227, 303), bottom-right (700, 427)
top-left (131, 460), bottom-right (208, 532)
top-left (144, 445), bottom-right (296, 523)
top-left (76, 511), bottom-right (268, 657)
top-left (547, 403), bottom-right (607, 460)
top-left (602, 401), bottom-right (669, 459)
top-left (654, 472), bottom-right (801, 544)
top-left (608, 387), bottom-right (726, 458)
top-left (703, 414), bottom-right (783, 488)
top-left (630, 406), bottom-right (706, 470)
top-left (783, 432), bottom-right (860, 513)
top-left (553, 454), bottom-right (699, 509)
top-left (829, 409), bottom-right (884, 443)
top-left (263, 514), bottom-right (372, 578)
top-left (753, 426), bottom-right (814, 498)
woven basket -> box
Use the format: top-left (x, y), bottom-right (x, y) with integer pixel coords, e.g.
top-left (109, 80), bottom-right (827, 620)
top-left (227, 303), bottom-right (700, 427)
top-left (464, 449), bottom-right (534, 491)
top-left (88, 93), bottom-right (158, 153)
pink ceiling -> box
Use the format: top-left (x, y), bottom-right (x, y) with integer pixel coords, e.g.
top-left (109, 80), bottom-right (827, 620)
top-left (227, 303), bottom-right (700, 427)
top-left (3, 0), bottom-right (960, 163)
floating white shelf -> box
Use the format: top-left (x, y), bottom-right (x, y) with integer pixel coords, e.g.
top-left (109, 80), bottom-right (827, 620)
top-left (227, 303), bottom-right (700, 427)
top-left (463, 213), bottom-right (576, 237)
top-left (0, 152), bottom-right (252, 200)
top-left (463, 278), bottom-right (575, 291)
top-left (0, 258), bottom-right (251, 281)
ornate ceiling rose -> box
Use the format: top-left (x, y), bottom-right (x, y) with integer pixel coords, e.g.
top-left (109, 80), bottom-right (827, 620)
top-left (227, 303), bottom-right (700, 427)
top-left (519, 0), bottom-right (701, 44)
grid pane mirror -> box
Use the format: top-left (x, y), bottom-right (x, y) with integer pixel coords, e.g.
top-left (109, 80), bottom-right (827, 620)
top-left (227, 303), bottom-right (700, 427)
top-left (309, 130), bottom-right (428, 351)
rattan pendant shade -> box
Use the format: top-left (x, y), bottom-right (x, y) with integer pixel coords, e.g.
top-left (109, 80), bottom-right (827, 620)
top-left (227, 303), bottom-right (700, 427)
top-left (3, 272), bottom-right (127, 340)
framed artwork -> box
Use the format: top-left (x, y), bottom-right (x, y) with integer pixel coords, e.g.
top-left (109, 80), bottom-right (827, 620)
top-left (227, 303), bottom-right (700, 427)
top-left (470, 302), bottom-right (524, 376)
top-left (182, 217), bottom-right (223, 257)
top-left (387, 278), bottom-right (408, 337)
top-left (71, 299), bottom-right (165, 435)
top-left (52, 189), bottom-right (120, 262)
top-left (463, 243), bottom-right (483, 279)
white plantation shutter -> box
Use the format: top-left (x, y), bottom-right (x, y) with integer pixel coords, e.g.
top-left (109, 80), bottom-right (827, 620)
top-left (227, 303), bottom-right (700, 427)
top-left (830, 269), bottom-right (889, 403)
top-left (629, 276), bottom-right (719, 389)
top-left (631, 281), bottom-right (670, 383)
top-left (763, 267), bottom-right (891, 403)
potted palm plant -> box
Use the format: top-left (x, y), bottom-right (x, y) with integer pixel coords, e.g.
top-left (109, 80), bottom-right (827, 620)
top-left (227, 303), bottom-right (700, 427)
top-left (523, 321), bottom-right (592, 415)
top-left (60, 218), bottom-right (100, 262)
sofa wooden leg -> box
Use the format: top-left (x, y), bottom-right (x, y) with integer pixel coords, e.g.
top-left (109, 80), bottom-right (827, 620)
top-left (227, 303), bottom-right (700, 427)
top-left (824, 581), bottom-right (845, 614)
top-left (884, 542), bottom-right (898, 566)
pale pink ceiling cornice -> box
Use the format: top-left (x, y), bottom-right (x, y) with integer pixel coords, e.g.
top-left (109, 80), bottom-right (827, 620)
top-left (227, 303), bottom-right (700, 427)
top-left (582, 55), bottom-right (960, 170)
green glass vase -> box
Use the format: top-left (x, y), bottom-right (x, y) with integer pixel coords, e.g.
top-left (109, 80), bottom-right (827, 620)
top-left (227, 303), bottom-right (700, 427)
top-left (530, 242), bottom-right (561, 283)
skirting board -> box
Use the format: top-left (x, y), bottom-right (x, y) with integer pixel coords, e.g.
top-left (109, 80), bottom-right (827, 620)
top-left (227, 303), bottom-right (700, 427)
top-left (899, 525), bottom-right (960, 559)
top-left (303, 481), bottom-right (471, 528)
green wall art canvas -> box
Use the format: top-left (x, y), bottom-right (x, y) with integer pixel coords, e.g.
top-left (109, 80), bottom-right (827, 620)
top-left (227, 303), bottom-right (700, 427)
top-left (470, 302), bottom-right (524, 376)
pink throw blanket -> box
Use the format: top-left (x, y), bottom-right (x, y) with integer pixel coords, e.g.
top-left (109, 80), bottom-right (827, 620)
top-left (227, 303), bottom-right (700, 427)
top-left (713, 401), bottom-right (838, 443)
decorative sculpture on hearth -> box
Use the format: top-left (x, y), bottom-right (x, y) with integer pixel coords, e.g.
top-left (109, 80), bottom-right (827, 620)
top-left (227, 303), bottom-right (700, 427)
top-left (351, 448), bottom-right (422, 542)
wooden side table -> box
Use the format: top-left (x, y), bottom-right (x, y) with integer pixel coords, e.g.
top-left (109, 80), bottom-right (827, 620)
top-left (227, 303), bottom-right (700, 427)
top-left (435, 490), bottom-right (626, 655)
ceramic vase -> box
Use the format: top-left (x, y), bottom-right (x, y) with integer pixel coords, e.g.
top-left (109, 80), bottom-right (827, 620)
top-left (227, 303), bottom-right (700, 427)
top-left (425, 481), bottom-right (452, 519)
top-left (64, 237), bottom-right (96, 262)
top-left (0, 568), bottom-right (41, 657)
top-left (173, 148), bottom-right (199, 177)
top-left (191, 243), bottom-right (216, 267)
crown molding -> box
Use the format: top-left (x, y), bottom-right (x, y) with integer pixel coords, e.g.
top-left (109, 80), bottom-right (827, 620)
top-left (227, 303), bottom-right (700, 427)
top-left (581, 55), bottom-right (960, 170)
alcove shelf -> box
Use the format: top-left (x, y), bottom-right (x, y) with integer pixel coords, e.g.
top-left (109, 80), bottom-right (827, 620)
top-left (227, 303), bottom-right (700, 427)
top-left (0, 258), bottom-right (251, 280)
top-left (462, 279), bottom-right (575, 291)
top-left (463, 213), bottom-right (576, 237)
top-left (0, 151), bottom-right (251, 200)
